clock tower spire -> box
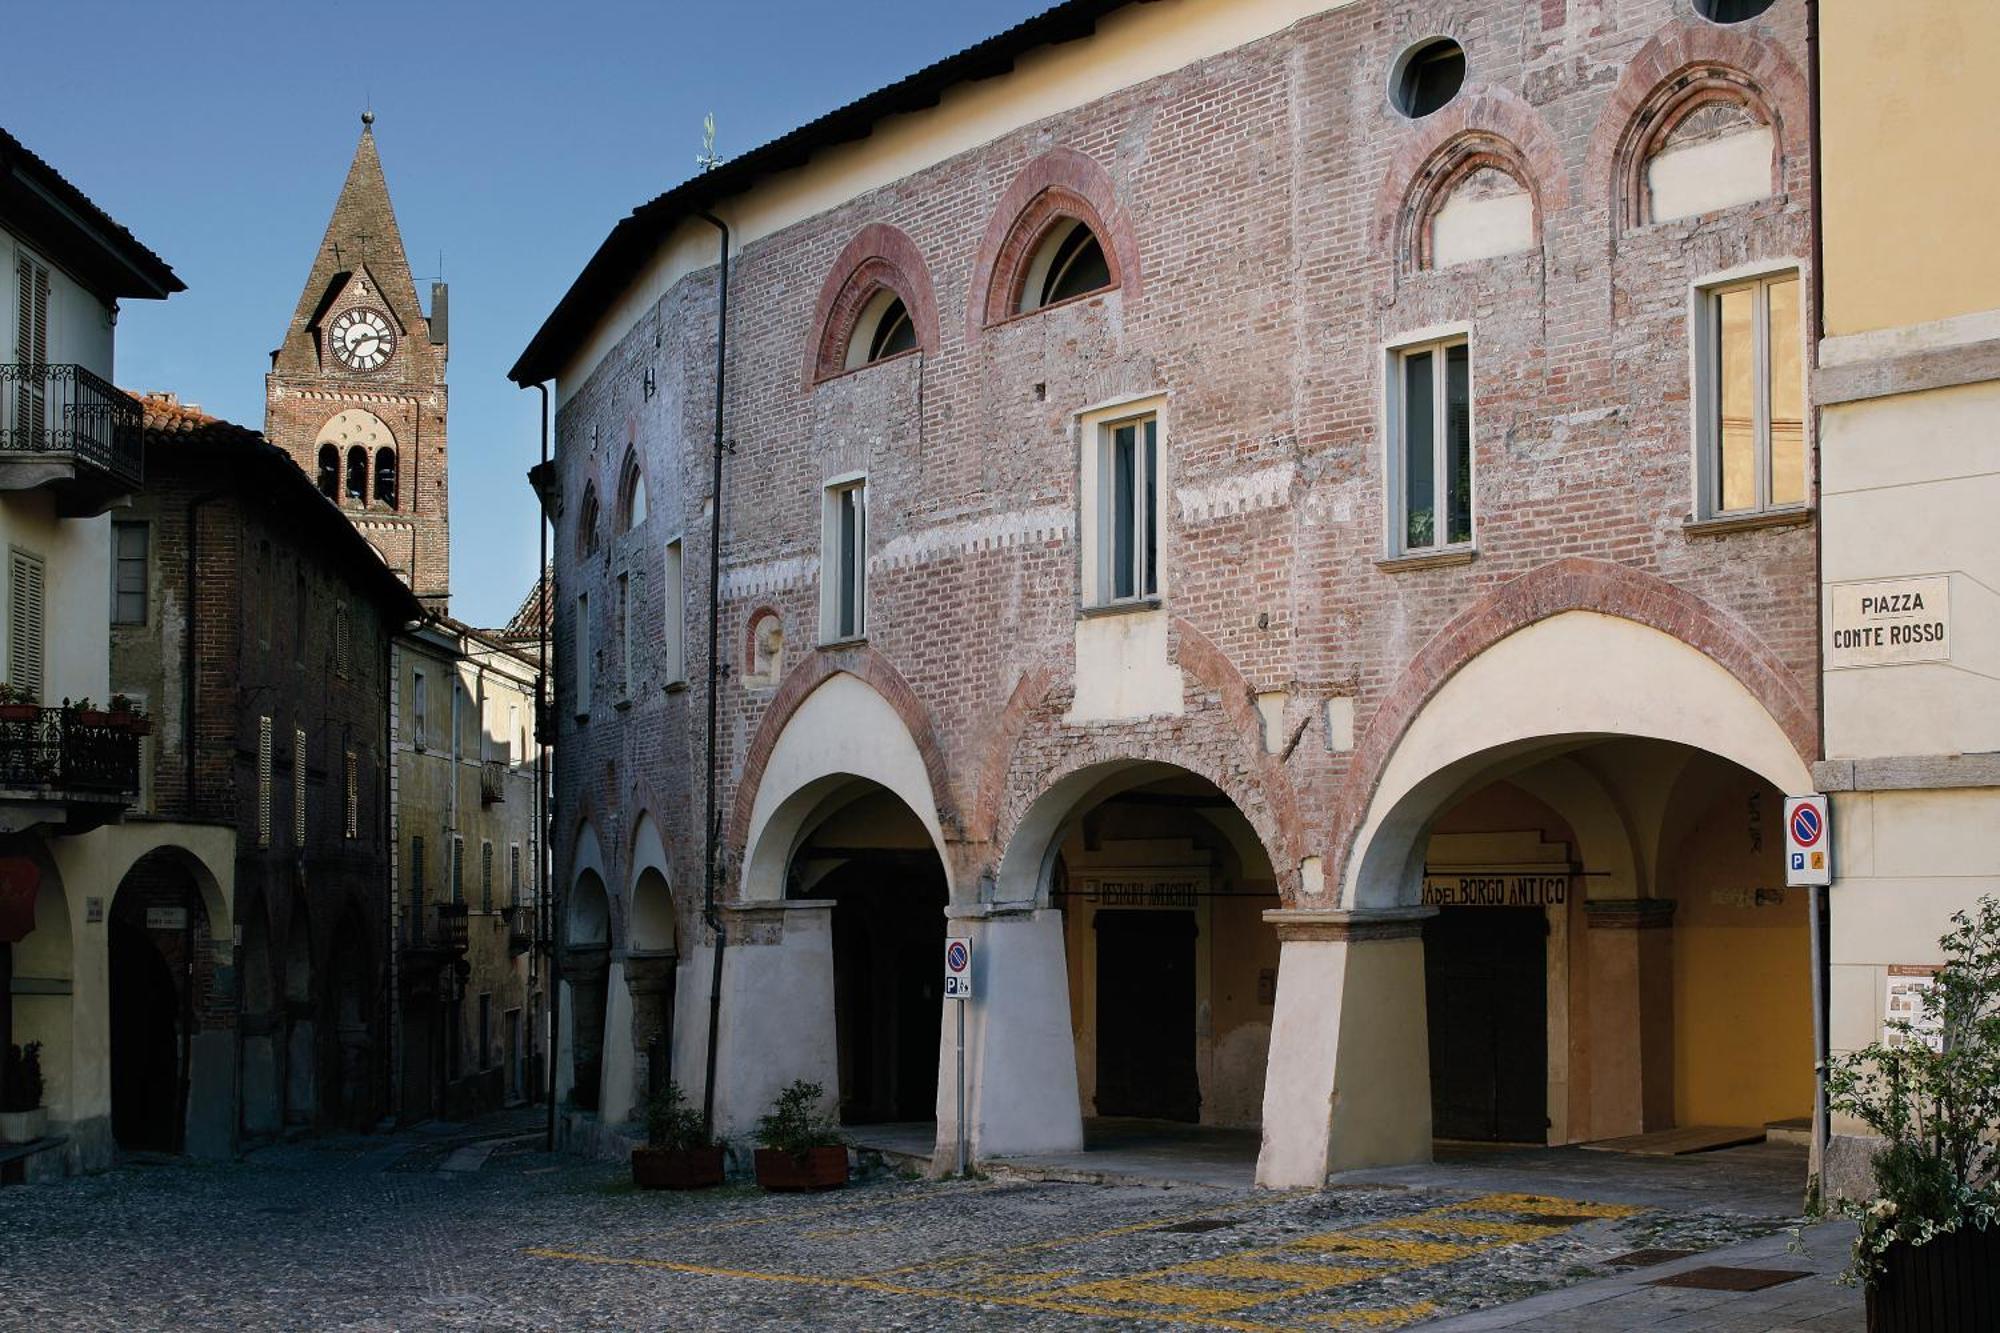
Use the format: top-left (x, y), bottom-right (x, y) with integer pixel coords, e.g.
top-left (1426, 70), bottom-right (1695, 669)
top-left (266, 115), bottom-right (450, 610)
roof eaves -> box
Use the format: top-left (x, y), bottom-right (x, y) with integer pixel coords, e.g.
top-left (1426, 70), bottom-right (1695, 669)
top-left (0, 126), bottom-right (183, 300)
top-left (509, 0), bottom-right (1135, 385)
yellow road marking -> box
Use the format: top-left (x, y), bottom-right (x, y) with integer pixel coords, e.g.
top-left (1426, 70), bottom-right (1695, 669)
top-left (530, 1189), bottom-right (1649, 1332)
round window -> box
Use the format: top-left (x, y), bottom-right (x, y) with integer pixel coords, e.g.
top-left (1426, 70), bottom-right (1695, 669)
top-left (1391, 37), bottom-right (1466, 119)
top-left (1693, 0), bottom-right (1776, 22)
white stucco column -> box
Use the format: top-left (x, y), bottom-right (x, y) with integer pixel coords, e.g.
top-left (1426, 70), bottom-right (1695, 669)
top-left (711, 900), bottom-right (839, 1139)
top-left (1256, 907), bottom-right (1435, 1189)
top-left (946, 905), bottom-right (1083, 1163)
top-left (597, 960), bottom-right (636, 1126)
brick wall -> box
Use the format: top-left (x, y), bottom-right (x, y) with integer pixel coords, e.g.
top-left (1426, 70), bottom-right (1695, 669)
top-left (549, 0), bottom-right (1818, 937)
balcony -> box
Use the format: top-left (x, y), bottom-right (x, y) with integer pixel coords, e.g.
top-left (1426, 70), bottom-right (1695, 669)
top-left (0, 364), bottom-right (143, 515)
top-left (503, 903), bottom-right (534, 956)
top-left (0, 701), bottom-right (140, 836)
top-left (400, 900), bottom-right (470, 961)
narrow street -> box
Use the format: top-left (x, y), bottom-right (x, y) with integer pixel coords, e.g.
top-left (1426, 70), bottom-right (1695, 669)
top-left (0, 1113), bottom-right (1862, 1331)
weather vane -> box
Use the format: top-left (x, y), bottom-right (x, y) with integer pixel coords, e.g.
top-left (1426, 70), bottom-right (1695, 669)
top-left (697, 114), bottom-right (722, 173)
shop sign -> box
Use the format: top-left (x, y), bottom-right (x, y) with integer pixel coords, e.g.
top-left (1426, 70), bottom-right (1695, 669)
top-left (1421, 873), bottom-right (1569, 907)
top-left (146, 906), bottom-right (188, 931)
top-left (1827, 576), bottom-right (1949, 668)
top-left (1079, 873), bottom-right (1203, 908)
top-left (1884, 964), bottom-right (1943, 1052)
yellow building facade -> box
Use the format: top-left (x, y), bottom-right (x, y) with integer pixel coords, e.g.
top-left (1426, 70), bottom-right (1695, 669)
top-left (1815, 0), bottom-right (2000, 1192)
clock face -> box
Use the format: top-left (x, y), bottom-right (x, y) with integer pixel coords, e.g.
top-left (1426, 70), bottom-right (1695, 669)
top-left (330, 306), bottom-right (396, 372)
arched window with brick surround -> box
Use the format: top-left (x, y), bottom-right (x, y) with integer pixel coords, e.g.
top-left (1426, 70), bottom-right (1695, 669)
top-left (969, 148), bottom-right (1140, 336)
top-left (616, 451), bottom-right (646, 533)
top-left (578, 481), bottom-right (601, 558)
top-left (1402, 134), bottom-right (1543, 271)
top-left (808, 224), bottom-right (939, 385)
top-left (317, 444), bottom-right (339, 501)
top-left (375, 449), bottom-right (399, 510)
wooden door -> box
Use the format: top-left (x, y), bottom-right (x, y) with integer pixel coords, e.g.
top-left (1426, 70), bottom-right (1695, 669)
top-left (1424, 906), bottom-right (1547, 1142)
top-left (1094, 910), bottom-right (1200, 1122)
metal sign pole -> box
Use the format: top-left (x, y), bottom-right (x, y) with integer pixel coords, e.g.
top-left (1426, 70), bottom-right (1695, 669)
top-left (955, 999), bottom-right (967, 1178)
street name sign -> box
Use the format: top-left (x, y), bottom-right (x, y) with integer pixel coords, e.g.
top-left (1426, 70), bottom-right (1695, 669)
top-left (1827, 576), bottom-right (1949, 669)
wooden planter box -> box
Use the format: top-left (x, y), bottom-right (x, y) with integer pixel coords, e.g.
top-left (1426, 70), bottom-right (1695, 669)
top-left (631, 1145), bottom-right (726, 1190)
top-left (754, 1145), bottom-right (848, 1192)
top-left (1868, 1223), bottom-right (2000, 1332)
top-left (0, 705), bottom-right (36, 724)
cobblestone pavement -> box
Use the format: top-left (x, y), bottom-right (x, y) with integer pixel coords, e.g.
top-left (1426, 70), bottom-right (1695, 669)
top-left (0, 1120), bottom-right (1862, 1331)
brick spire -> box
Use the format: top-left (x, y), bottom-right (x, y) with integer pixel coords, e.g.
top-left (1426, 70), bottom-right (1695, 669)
top-left (265, 117), bottom-right (451, 612)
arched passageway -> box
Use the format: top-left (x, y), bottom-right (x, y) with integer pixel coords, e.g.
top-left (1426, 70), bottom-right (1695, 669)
top-left (1258, 610), bottom-right (1816, 1188)
top-left (108, 850), bottom-right (216, 1153)
top-left (786, 783), bottom-right (948, 1126)
top-left (625, 863), bottom-right (678, 1112)
top-left (323, 909), bottom-right (375, 1130)
top-left (962, 760), bottom-right (1281, 1164)
top-left (239, 903), bottom-right (281, 1137)
top-left (284, 908), bottom-right (314, 1126)
top-left (565, 869), bottom-right (610, 1112)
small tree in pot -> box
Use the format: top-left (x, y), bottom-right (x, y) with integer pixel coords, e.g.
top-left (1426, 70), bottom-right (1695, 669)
top-left (631, 1081), bottom-right (725, 1189)
top-left (1826, 895), bottom-right (2000, 1330)
top-left (753, 1079), bottom-right (847, 1191)
top-left (0, 1041), bottom-right (46, 1144)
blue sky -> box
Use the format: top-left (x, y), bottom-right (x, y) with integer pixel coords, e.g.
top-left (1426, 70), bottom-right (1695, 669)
top-left (4, 0), bottom-right (1042, 628)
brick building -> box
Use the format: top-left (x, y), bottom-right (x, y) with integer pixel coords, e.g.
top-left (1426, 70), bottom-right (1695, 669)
top-left (265, 118), bottom-right (450, 611)
top-left (114, 394), bottom-right (420, 1138)
top-left (515, 0), bottom-right (1824, 1187)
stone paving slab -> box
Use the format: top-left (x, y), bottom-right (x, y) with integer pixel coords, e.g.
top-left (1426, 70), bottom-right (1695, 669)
top-left (0, 1120), bottom-right (1863, 1331)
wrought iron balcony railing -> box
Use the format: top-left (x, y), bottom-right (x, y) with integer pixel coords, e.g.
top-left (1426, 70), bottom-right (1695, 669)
top-left (0, 363), bottom-right (143, 486)
top-left (0, 701), bottom-right (141, 796)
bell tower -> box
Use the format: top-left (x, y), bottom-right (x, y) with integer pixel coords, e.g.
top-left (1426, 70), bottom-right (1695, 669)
top-left (266, 113), bottom-right (449, 610)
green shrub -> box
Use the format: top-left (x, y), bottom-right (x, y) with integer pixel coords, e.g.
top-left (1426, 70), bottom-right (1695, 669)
top-left (1826, 895), bottom-right (2000, 1283)
top-left (644, 1080), bottom-right (710, 1151)
top-left (753, 1079), bottom-right (842, 1156)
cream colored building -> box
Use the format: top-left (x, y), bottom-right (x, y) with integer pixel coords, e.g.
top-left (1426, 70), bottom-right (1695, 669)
top-left (390, 617), bottom-right (543, 1123)
top-left (1, 128), bottom-right (241, 1176)
top-left (1814, 1), bottom-right (2000, 1193)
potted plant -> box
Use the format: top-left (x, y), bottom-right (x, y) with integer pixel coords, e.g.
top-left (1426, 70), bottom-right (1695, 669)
top-left (1826, 895), bottom-right (2000, 1329)
top-left (0, 1041), bottom-right (46, 1144)
top-left (69, 697), bottom-right (110, 728)
top-left (631, 1080), bottom-right (726, 1189)
top-left (752, 1079), bottom-right (848, 1191)
top-left (107, 694), bottom-right (153, 736)
top-left (0, 682), bottom-right (36, 724)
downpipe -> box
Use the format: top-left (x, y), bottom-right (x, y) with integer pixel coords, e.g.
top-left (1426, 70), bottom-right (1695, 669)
top-left (696, 211), bottom-right (730, 1139)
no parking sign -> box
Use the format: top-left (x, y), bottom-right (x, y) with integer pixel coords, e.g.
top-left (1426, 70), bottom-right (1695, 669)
top-left (943, 937), bottom-right (973, 999)
top-left (1785, 794), bottom-right (1831, 887)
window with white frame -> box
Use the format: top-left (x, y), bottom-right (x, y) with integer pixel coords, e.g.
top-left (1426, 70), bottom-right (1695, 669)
top-left (663, 538), bottom-right (685, 683)
top-left (1087, 412), bottom-right (1160, 605)
top-left (1388, 335), bottom-right (1473, 555)
top-left (257, 715), bottom-right (273, 847)
top-left (293, 726), bottom-right (308, 845)
top-left (6, 548), bottom-right (46, 701)
top-left (1698, 270), bottom-right (1805, 517)
top-left (820, 478), bottom-right (866, 642)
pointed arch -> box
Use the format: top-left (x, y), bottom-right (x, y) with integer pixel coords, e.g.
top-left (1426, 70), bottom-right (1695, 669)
top-left (1374, 86), bottom-right (1569, 270)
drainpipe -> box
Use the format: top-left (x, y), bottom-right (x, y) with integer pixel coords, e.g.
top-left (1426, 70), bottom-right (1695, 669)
top-left (695, 211), bottom-right (730, 1138)
top-left (1803, 0), bottom-right (1831, 1196)
top-left (524, 381), bottom-right (559, 1153)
